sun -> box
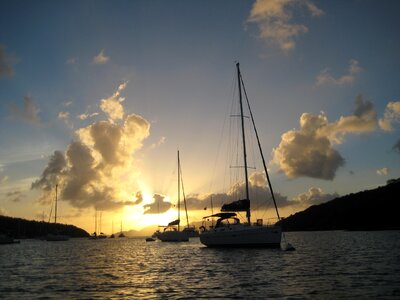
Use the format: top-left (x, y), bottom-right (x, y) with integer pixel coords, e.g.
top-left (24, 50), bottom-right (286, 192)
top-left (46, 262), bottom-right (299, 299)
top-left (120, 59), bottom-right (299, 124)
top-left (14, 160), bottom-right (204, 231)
top-left (123, 190), bottom-right (178, 230)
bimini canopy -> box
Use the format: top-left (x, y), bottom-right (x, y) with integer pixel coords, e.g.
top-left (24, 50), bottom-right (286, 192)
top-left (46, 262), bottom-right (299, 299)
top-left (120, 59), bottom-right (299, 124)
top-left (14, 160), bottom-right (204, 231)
top-left (202, 212), bottom-right (237, 219)
top-left (221, 199), bottom-right (249, 212)
top-left (168, 219), bottom-right (180, 226)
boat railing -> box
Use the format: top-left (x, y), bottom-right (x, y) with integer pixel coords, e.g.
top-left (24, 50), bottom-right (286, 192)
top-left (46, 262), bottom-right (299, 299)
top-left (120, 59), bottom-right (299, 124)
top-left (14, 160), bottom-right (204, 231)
top-left (261, 217), bottom-right (280, 226)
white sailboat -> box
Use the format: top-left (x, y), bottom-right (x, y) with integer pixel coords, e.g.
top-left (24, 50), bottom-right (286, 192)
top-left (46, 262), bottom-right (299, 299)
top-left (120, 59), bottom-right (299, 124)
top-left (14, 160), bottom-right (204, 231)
top-left (46, 184), bottom-right (69, 242)
top-left (200, 63), bottom-right (288, 248)
top-left (157, 151), bottom-right (189, 242)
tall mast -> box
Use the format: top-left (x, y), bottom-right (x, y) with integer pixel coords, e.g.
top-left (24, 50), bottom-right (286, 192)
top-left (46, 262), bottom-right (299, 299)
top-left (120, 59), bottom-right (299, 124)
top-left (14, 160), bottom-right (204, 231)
top-left (54, 184), bottom-right (58, 224)
top-left (236, 62), bottom-right (251, 224)
top-left (177, 150), bottom-right (181, 231)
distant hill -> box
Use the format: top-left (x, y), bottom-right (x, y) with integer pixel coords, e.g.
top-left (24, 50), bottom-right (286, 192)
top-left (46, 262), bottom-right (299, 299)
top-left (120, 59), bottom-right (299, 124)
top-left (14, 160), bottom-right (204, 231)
top-left (0, 215), bottom-right (90, 238)
top-left (278, 179), bottom-right (400, 231)
top-left (121, 227), bottom-right (157, 237)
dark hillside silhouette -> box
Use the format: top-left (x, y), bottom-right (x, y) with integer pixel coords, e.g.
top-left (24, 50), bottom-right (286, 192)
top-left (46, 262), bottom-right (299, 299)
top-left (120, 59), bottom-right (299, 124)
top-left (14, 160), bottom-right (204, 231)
top-left (278, 179), bottom-right (400, 231)
top-left (0, 215), bottom-right (90, 238)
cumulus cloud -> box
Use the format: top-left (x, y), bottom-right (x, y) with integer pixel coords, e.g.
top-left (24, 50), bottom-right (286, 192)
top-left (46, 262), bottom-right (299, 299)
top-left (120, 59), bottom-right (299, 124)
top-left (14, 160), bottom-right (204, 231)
top-left (58, 111), bottom-right (69, 119)
top-left (9, 96), bottom-right (41, 125)
top-left (78, 112), bottom-right (99, 121)
top-left (63, 101), bottom-right (73, 107)
top-left (184, 192), bottom-right (230, 211)
top-left (0, 207), bottom-right (8, 216)
top-left (247, 0), bottom-right (323, 51)
top-left (272, 95), bottom-right (377, 180)
top-left (376, 167), bottom-right (389, 176)
top-left (320, 95), bottom-right (377, 144)
top-left (293, 187), bottom-right (338, 206)
top-left (393, 140), bottom-right (400, 154)
top-left (379, 101), bottom-right (400, 131)
top-left (6, 190), bottom-right (25, 202)
top-left (134, 191), bottom-right (144, 205)
top-left (58, 111), bottom-right (73, 129)
top-left (100, 81), bottom-right (127, 122)
top-left (143, 194), bottom-right (172, 214)
top-left (32, 151), bottom-right (67, 191)
top-left (32, 83), bottom-right (151, 211)
top-left (93, 50), bottom-right (110, 64)
top-left (66, 57), bottom-right (77, 65)
top-left (78, 114), bottom-right (89, 120)
top-left (149, 136), bottom-right (166, 150)
top-left (0, 44), bottom-right (17, 78)
top-left (316, 59), bottom-right (362, 86)
top-left (185, 171), bottom-right (292, 213)
top-left (0, 175), bottom-right (8, 184)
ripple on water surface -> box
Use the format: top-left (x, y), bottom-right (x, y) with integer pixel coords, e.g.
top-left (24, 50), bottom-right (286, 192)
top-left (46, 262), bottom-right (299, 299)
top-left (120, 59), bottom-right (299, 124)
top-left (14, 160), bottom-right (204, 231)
top-left (1, 231), bottom-right (400, 299)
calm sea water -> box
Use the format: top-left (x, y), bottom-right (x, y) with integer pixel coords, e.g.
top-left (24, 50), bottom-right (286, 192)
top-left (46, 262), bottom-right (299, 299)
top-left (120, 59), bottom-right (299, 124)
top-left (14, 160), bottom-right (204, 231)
top-left (1, 231), bottom-right (399, 299)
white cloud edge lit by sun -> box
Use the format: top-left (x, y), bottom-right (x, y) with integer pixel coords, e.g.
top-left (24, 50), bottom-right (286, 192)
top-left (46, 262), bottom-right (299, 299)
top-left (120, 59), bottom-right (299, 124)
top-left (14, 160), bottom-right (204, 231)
top-left (33, 82), bottom-right (153, 212)
top-left (376, 167), bottom-right (389, 176)
top-left (92, 50), bottom-right (110, 65)
top-left (247, 0), bottom-right (324, 52)
top-left (316, 59), bottom-right (362, 86)
top-left (270, 96), bottom-right (400, 181)
top-left (379, 101), bottom-right (400, 131)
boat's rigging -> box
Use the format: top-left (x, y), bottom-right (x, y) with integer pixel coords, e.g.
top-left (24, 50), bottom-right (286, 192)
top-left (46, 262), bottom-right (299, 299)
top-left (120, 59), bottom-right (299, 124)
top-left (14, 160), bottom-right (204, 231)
top-left (220, 63), bottom-right (280, 222)
top-left (239, 71), bottom-right (281, 221)
top-left (48, 184), bottom-right (60, 224)
top-left (177, 150), bottom-right (180, 232)
top-left (204, 71), bottom-right (237, 214)
top-left (199, 62), bottom-right (293, 250)
top-left (54, 184), bottom-right (58, 223)
top-left (156, 151), bottom-right (190, 242)
top-left (178, 154), bottom-right (190, 228)
top-left (207, 63), bottom-right (277, 222)
top-left (48, 192), bottom-right (54, 223)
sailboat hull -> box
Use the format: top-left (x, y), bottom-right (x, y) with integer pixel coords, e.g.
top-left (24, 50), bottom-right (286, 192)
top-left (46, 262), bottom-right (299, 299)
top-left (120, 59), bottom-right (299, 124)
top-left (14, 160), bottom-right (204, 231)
top-left (157, 230), bottom-right (189, 242)
top-left (200, 225), bottom-right (281, 247)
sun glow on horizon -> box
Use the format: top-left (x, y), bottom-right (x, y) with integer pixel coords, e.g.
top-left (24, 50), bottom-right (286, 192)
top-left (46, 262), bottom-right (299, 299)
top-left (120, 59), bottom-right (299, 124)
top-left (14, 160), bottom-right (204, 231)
top-left (123, 191), bottom-right (177, 230)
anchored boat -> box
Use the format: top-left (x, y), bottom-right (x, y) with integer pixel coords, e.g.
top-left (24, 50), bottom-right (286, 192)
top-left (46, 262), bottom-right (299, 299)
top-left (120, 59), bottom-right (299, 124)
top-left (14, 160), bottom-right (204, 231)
top-left (200, 63), bottom-right (286, 248)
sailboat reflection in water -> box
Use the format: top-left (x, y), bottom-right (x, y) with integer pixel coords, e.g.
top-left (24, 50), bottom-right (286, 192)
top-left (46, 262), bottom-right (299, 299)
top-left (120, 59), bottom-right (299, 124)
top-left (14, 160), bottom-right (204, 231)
top-left (200, 63), bottom-right (293, 250)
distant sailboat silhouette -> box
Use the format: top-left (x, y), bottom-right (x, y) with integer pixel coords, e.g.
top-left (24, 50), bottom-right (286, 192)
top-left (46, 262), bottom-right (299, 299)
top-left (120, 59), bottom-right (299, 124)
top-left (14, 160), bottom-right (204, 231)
top-left (88, 210), bottom-right (98, 239)
top-left (157, 150), bottom-right (189, 242)
top-left (109, 221), bottom-right (115, 238)
top-left (97, 212), bottom-right (107, 239)
top-left (118, 220), bottom-right (125, 238)
top-left (46, 184), bottom-right (69, 242)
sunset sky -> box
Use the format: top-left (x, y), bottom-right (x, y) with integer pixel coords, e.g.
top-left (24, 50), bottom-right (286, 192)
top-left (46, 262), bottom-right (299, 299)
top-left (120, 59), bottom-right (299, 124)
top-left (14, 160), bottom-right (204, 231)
top-left (1, 0), bottom-right (399, 233)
